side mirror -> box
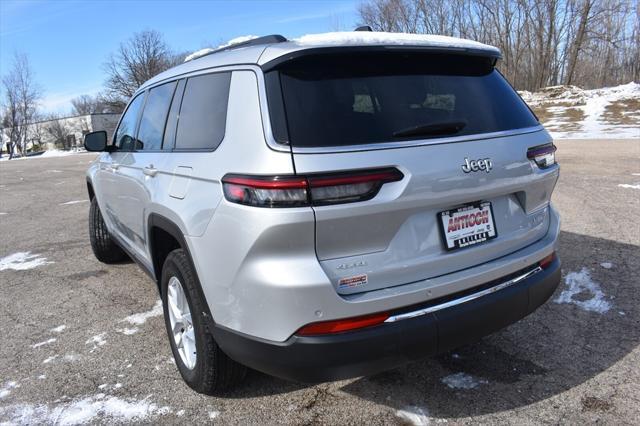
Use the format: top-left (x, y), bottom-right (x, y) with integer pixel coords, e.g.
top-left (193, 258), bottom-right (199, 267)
top-left (84, 131), bottom-right (108, 152)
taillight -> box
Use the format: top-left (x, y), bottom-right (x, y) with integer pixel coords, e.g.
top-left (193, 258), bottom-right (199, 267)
top-left (221, 175), bottom-right (308, 207)
top-left (527, 143), bottom-right (557, 168)
top-left (222, 168), bottom-right (403, 208)
top-left (296, 312), bottom-right (389, 336)
top-left (539, 252), bottom-right (556, 269)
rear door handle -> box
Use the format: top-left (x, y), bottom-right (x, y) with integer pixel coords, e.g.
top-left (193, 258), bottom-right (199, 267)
top-left (143, 165), bottom-right (158, 177)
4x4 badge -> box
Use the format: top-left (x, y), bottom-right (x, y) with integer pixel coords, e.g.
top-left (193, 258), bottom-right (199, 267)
top-left (462, 157), bottom-right (492, 173)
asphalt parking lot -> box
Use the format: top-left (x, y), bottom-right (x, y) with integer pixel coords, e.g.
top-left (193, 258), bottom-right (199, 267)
top-left (0, 138), bottom-right (639, 425)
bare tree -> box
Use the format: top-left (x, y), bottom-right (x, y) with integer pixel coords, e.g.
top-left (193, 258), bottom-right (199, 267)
top-left (102, 30), bottom-right (179, 111)
top-left (71, 94), bottom-right (119, 115)
top-left (1, 52), bottom-right (41, 158)
top-left (45, 115), bottom-right (71, 150)
top-left (357, 0), bottom-right (637, 90)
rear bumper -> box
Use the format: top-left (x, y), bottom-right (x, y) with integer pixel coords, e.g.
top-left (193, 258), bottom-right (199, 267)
top-left (212, 256), bottom-right (561, 382)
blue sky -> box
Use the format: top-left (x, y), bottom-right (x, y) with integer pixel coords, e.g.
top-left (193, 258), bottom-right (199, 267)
top-left (0, 0), bottom-right (359, 113)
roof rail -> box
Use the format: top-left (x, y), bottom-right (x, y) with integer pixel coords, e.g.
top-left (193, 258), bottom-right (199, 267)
top-left (191, 34), bottom-right (288, 62)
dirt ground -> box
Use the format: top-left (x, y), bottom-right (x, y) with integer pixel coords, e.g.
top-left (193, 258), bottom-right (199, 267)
top-left (0, 138), bottom-right (638, 424)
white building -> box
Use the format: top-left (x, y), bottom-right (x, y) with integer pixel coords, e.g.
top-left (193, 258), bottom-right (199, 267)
top-left (1, 113), bottom-right (120, 154)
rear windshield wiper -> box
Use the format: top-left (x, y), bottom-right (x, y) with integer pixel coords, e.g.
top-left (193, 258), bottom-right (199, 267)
top-left (392, 121), bottom-right (467, 138)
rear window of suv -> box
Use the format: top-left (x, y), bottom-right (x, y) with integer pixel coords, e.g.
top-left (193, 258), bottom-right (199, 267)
top-left (266, 52), bottom-right (538, 148)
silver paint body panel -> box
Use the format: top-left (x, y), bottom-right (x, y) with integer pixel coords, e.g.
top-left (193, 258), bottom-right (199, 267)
top-left (87, 41), bottom-right (560, 343)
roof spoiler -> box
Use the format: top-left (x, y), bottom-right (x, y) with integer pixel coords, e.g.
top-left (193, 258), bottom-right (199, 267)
top-left (261, 45), bottom-right (501, 71)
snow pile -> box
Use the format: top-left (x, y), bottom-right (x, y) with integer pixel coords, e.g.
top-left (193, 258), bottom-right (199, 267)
top-left (184, 35), bottom-right (259, 62)
top-left (0, 252), bottom-right (53, 271)
top-left (441, 372), bottom-right (488, 389)
top-left (396, 405), bottom-right (430, 425)
top-left (0, 394), bottom-right (170, 424)
top-left (520, 82), bottom-right (640, 139)
top-left (121, 300), bottom-right (163, 325)
top-left (554, 268), bottom-right (611, 313)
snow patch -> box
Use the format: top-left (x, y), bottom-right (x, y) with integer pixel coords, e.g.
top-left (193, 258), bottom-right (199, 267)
top-left (32, 338), bottom-right (56, 348)
top-left (121, 300), bottom-right (162, 325)
top-left (86, 333), bottom-right (107, 352)
top-left (555, 268), bottom-right (611, 313)
top-left (208, 410), bottom-right (220, 419)
top-left (184, 48), bottom-right (214, 62)
top-left (396, 405), bottom-right (430, 425)
top-left (38, 375), bottom-right (46, 380)
top-left (618, 183), bottom-right (640, 190)
top-left (218, 35), bottom-right (258, 49)
top-left (176, 409), bottom-right (185, 416)
top-left (60, 200), bottom-right (89, 205)
top-left (0, 252), bottom-right (53, 271)
top-left (43, 355), bottom-right (58, 364)
top-left (520, 82), bottom-right (640, 139)
top-left (0, 394), bottom-right (170, 425)
top-left (441, 372), bottom-right (487, 389)
top-left (0, 150), bottom-right (91, 162)
top-left (600, 262), bottom-right (613, 269)
top-left (116, 327), bottom-right (139, 335)
top-left (0, 212), bottom-right (7, 215)
top-left (184, 35), bottom-right (258, 62)
top-left (0, 381), bottom-right (19, 399)
top-left (51, 324), bottom-right (67, 333)
top-left (293, 31), bottom-right (499, 54)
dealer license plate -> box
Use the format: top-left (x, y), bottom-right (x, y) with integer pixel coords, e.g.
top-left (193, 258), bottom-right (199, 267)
top-left (438, 202), bottom-right (497, 251)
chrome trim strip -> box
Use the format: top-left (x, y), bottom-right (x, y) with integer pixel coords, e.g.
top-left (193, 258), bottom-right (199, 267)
top-left (291, 126), bottom-right (546, 154)
top-left (383, 266), bottom-right (543, 323)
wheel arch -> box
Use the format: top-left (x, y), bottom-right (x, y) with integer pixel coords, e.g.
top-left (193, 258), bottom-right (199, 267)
top-left (86, 179), bottom-right (95, 200)
top-left (147, 213), bottom-right (216, 328)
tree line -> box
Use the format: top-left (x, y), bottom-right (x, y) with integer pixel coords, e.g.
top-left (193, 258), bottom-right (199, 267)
top-left (2, 4), bottom-right (637, 156)
top-left (1, 30), bottom-right (181, 157)
top-left (358, 0), bottom-right (639, 90)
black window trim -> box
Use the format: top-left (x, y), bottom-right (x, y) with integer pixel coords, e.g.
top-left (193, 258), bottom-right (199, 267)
top-left (112, 91), bottom-right (147, 151)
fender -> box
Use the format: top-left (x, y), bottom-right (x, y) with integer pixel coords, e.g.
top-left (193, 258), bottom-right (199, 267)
top-left (147, 213), bottom-right (217, 330)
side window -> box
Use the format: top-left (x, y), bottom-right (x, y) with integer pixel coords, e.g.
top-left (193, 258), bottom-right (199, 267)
top-left (136, 81), bottom-right (177, 151)
top-left (175, 72), bottom-right (231, 150)
top-left (114, 93), bottom-right (145, 151)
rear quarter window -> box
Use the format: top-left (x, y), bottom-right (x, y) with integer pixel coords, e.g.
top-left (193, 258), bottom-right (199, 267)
top-left (175, 72), bottom-right (231, 150)
top-left (267, 52), bottom-right (539, 148)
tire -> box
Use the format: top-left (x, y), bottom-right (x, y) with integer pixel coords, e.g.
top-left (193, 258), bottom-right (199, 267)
top-left (161, 249), bottom-right (246, 394)
top-left (89, 197), bottom-right (126, 263)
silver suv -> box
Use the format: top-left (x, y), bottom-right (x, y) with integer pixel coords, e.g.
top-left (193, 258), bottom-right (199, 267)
top-left (84, 31), bottom-right (561, 394)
